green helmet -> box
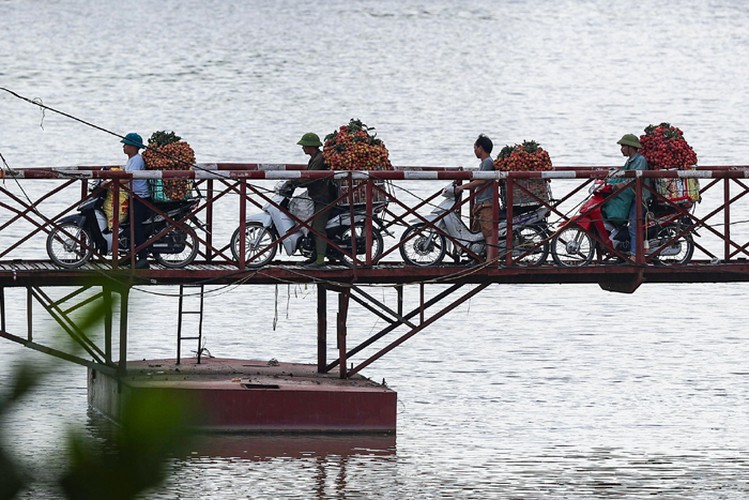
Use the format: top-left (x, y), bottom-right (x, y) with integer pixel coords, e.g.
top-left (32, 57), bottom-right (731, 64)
top-left (297, 132), bottom-right (322, 147)
top-left (617, 133), bottom-right (642, 149)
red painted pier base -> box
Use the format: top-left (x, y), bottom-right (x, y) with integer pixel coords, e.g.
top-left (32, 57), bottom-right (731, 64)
top-left (88, 357), bottom-right (396, 433)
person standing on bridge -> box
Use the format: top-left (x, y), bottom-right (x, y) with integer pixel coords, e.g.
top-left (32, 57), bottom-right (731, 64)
top-left (455, 134), bottom-right (497, 259)
top-left (603, 133), bottom-right (650, 258)
top-left (121, 132), bottom-right (151, 269)
top-left (297, 132), bottom-right (336, 268)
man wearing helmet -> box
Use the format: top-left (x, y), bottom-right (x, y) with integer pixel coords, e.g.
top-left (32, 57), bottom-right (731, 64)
top-left (296, 132), bottom-right (335, 267)
top-left (603, 133), bottom-right (650, 257)
top-left (121, 132), bottom-right (151, 269)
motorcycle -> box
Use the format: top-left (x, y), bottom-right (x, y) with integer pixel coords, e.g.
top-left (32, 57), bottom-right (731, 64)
top-left (550, 180), bottom-right (696, 267)
top-left (230, 181), bottom-right (388, 267)
top-left (46, 181), bottom-right (203, 268)
top-left (399, 183), bottom-right (550, 266)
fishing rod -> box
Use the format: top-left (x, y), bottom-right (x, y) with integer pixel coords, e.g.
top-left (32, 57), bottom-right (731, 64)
top-left (1, 87), bottom-right (128, 142)
top-left (0, 86), bottom-right (229, 177)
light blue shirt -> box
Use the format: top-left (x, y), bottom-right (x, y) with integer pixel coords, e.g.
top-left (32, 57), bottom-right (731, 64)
top-left (124, 153), bottom-right (150, 198)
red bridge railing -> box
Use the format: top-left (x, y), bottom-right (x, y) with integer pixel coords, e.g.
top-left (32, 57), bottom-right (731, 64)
top-left (1, 164), bottom-right (749, 271)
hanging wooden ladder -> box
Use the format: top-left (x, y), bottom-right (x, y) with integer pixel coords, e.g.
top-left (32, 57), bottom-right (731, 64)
top-left (176, 284), bottom-right (205, 365)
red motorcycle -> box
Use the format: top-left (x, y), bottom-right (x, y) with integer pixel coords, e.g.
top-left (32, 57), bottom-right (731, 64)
top-left (550, 180), bottom-right (695, 267)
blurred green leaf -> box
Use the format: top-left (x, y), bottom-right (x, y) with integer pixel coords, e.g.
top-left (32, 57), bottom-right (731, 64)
top-left (0, 295), bottom-right (200, 499)
top-left (59, 390), bottom-right (197, 500)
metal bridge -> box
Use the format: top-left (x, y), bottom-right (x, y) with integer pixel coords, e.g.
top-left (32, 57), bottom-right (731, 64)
top-left (2, 164), bottom-right (749, 378)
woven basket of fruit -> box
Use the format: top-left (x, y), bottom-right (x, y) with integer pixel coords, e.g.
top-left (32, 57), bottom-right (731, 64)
top-left (493, 140), bottom-right (552, 207)
top-left (639, 123), bottom-right (700, 203)
top-left (323, 119), bottom-right (393, 206)
top-left (142, 130), bottom-right (195, 202)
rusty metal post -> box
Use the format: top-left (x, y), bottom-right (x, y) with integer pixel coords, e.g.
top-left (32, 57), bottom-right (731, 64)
top-left (206, 179), bottom-right (214, 263)
top-left (112, 180), bottom-right (121, 267)
top-left (505, 177), bottom-right (514, 266)
top-left (128, 181), bottom-right (137, 266)
top-left (239, 179), bottom-right (246, 270)
top-left (0, 287), bottom-right (5, 333)
top-left (365, 178), bottom-right (373, 265)
top-left (346, 172), bottom-right (357, 269)
top-left (103, 285), bottom-right (112, 364)
top-left (176, 288), bottom-right (185, 365)
top-left (118, 287), bottom-right (129, 377)
top-left (419, 283), bottom-right (425, 324)
top-left (486, 180), bottom-right (499, 262)
top-left (635, 176), bottom-right (644, 264)
top-left (317, 284), bottom-right (327, 373)
top-left (337, 288), bottom-right (350, 379)
top-left (26, 286), bottom-right (32, 341)
top-left (724, 176), bottom-right (730, 261)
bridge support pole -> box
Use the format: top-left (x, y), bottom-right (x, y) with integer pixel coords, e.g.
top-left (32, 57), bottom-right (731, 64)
top-left (104, 286), bottom-right (113, 364)
top-left (317, 284), bottom-right (327, 373)
top-left (337, 288), bottom-right (350, 379)
top-left (0, 287), bottom-right (5, 333)
top-left (118, 287), bottom-right (130, 377)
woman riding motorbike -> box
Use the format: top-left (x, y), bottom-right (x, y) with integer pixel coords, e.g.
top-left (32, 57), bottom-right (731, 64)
top-left (602, 133), bottom-right (650, 257)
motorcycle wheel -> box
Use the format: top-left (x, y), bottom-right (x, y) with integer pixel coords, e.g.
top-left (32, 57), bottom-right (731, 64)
top-left (510, 225), bottom-right (549, 266)
top-left (652, 226), bottom-right (694, 265)
top-left (340, 223), bottom-right (384, 266)
top-left (551, 226), bottom-right (594, 267)
top-left (47, 222), bottom-right (94, 268)
top-left (153, 224), bottom-right (199, 268)
top-left (230, 222), bottom-right (278, 267)
top-left (399, 223), bottom-right (446, 266)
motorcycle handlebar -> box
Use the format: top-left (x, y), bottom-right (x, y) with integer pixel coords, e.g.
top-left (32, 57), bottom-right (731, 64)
top-left (442, 183), bottom-right (458, 198)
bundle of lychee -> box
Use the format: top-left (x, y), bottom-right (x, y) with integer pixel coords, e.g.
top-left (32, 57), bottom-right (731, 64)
top-left (639, 122), bottom-right (698, 170)
top-left (322, 119), bottom-right (393, 171)
top-left (493, 140), bottom-right (553, 171)
top-left (142, 130), bottom-right (195, 201)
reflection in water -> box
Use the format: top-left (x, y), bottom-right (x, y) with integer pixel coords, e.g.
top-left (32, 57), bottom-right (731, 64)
top-left (164, 435), bottom-right (398, 499)
top-left (186, 433), bottom-right (396, 461)
top-left (4, 0), bottom-right (749, 497)
top-left (87, 410), bottom-right (397, 499)
top-left (178, 434), bottom-right (396, 499)
top-left (316, 454), bottom-right (350, 500)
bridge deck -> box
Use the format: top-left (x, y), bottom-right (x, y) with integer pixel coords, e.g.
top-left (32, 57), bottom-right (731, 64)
top-left (2, 165), bottom-right (749, 288)
top-left (2, 259), bottom-right (748, 288)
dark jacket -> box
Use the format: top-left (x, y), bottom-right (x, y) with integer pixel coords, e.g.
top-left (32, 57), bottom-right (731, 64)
top-left (303, 151), bottom-right (335, 204)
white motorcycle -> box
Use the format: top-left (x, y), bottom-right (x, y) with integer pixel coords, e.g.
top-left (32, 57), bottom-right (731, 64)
top-left (230, 181), bottom-right (386, 267)
top-left (399, 183), bottom-right (550, 266)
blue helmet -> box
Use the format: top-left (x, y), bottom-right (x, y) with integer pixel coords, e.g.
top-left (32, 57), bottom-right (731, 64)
top-left (121, 132), bottom-right (144, 148)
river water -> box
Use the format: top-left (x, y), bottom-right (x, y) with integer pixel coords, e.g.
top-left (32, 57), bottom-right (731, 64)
top-left (2, 0), bottom-right (749, 498)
